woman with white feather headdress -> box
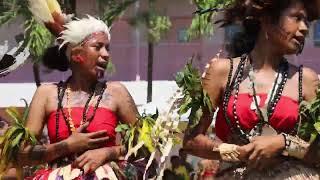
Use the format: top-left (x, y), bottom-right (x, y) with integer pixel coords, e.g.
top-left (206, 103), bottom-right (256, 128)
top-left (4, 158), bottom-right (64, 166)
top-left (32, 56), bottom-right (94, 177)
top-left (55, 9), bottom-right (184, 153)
top-left (0, 0), bottom-right (146, 179)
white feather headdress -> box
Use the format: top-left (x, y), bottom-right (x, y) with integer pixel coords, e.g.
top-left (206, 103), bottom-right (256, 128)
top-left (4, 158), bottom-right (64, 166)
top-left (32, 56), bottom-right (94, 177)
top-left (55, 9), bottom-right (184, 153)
top-left (59, 15), bottom-right (111, 47)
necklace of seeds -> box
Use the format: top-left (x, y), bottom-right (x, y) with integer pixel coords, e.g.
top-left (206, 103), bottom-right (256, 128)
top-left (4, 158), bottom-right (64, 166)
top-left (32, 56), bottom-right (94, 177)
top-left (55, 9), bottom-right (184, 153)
top-left (222, 54), bottom-right (288, 141)
top-left (55, 79), bottom-right (106, 140)
top-left (247, 58), bottom-right (288, 136)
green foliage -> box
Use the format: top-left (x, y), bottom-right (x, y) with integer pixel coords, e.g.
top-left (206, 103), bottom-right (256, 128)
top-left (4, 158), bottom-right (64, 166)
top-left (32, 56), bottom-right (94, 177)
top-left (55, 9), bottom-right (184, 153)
top-left (299, 85), bottom-right (320, 143)
top-left (175, 58), bottom-right (213, 128)
top-left (116, 111), bottom-right (159, 154)
top-left (0, 0), bottom-right (53, 62)
top-left (106, 59), bottom-right (116, 75)
top-left (24, 18), bottom-right (53, 62)
top-left (148, 14), bottom-right (171, 43)
top-left (128, 1), bottom-right (172, 44)
top-left (0, 100), bottom-right (37, 174)
top-left (97, 0), bottom-right (137, 26)
top-left (187, 0), bottom-right (234, 40)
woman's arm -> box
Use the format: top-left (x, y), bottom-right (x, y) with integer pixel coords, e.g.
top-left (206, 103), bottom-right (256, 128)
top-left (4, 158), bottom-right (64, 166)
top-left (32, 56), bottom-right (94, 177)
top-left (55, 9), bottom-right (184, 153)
top-left (183, 58), bottom-right (232, 160)
top-left (17, 85), bottom-right (71, 165)
top-left (18, 85), bottom-right (109, 166)
top-left (301, 67), bottom-right (320, 164)
top-left (112, 81), bottom-right (139, 126)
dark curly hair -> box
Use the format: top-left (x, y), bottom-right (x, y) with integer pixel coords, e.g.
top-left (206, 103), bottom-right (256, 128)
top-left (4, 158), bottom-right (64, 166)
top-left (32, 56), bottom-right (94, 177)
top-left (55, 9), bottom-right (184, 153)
top-left (219, 0), bottom-right (312, 57)
top-left (42, 45), bottom-right (69, 72)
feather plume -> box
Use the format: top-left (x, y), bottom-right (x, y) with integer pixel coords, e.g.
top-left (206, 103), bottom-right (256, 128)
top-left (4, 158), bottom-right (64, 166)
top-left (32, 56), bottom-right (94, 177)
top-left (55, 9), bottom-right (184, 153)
top-left (28, 0), bottom-right (55, 23)
top-left (46, 0), bottom-right (62, 14)
top-left (28, 0), bottom-right (65, 36)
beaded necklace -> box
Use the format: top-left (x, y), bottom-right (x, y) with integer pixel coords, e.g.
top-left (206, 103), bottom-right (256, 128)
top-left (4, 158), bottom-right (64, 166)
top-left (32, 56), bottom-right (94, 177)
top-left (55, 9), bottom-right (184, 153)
top-left (55, 79), bottom-right (106, 141)
top-left (247, 57), bottom-right (288, 137)
top-left (222, 54), bottom-right (290, 142)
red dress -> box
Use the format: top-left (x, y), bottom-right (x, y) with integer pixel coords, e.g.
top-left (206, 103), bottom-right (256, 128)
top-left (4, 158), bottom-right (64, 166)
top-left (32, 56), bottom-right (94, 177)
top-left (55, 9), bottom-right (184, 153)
top-left (215, 93), bottom-right (299, 142)
top-left (47, 107), bottom-right (118, 146)
top-left (30, 107), bottom-right (118, 179)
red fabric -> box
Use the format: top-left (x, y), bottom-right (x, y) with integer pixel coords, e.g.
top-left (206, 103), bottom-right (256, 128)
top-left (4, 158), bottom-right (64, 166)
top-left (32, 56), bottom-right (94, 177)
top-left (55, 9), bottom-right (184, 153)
top-left (215, 93), bottom-right (299, 142)
top-left (47, 107), bottom-right (118, 146)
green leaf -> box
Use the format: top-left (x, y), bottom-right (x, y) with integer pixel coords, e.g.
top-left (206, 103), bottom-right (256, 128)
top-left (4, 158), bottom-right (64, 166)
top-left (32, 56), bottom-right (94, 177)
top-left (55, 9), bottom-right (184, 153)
top-left (314, 122), bottom-right (320, 133)
top-left (128, 127), bottom-right (136, 151)
top-left (115, 124), bottom-right (129, 133)
top-left (5, 107), bottom-right (23, 125)
top-left (138, 120), bottom-right (155, 152)
top-left (11, 132), bottom-right (24, 148)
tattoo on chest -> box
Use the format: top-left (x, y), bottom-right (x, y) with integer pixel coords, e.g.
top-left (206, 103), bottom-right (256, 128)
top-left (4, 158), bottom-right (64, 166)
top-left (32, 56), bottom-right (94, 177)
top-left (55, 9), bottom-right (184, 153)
top-left (69, 92), bottom-right (90, 106)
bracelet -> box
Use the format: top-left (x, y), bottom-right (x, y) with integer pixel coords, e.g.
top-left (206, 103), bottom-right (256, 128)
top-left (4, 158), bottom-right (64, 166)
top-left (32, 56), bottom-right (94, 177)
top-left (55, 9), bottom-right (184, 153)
top-left (281, 133), bottom-right (309, 159)
top-left (281, 133), bottom-right (291, 152)
top-left (213, 143), bottom-right (240, 162)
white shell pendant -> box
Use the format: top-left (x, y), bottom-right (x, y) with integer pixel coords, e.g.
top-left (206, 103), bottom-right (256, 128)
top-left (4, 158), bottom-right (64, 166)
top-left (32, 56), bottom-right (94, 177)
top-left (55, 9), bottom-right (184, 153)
top-left (250, 95), bottom-right (260, 110)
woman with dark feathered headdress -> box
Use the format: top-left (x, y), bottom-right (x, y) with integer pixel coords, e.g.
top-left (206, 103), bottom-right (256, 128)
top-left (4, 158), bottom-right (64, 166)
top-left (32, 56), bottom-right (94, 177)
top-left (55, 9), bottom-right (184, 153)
top-left (184, 0), bottom-right (320, 179)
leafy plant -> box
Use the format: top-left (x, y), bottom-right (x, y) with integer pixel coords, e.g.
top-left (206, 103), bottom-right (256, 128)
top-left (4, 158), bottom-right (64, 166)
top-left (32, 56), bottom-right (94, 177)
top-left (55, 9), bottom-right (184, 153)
top-left (96, 0), bottom-right (137, 26)
top-left (298, 85), bottom-right (320, 143)
top-left (0, 99), bottom-right (37, 175)
top-left (187, 0), bottom-right (234, 40)
top-left (115, 93), bottom-right (182, 179)
top-left (175, 58), bottom-right (213, 128)
top-left (0, 0), bottom-right (54, 86)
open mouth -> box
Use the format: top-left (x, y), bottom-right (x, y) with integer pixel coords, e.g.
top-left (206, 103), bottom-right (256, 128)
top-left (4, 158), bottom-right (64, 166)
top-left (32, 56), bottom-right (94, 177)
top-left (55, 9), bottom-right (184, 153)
top-left (96, 60), bottom-right (108, 71)
top-left (293, 36), bottom-right (304, 47)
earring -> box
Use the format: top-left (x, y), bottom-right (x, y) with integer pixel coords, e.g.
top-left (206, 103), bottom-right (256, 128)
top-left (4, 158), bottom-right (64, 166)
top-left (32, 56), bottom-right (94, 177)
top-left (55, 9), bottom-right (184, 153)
top-left (297, 41), bottom-right (305, 55)
top-left (265, 32), bottom-right (269, 40)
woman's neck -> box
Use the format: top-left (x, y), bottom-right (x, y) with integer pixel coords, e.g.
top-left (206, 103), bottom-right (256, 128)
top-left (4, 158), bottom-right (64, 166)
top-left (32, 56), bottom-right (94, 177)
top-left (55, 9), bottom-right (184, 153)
top-left (68, 73), bottom-right (97, 92)
top-left (250, 32), bottom-right (284, 72)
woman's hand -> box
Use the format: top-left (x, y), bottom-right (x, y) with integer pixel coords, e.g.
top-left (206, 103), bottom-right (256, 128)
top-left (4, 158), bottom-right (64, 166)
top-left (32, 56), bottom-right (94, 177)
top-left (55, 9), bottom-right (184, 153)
top-left (238, 135), bottom-right (285, 169)
top-left (73, 147), bottom-right (119, 174)
top-left (65, 122), bottom-right (110, 153)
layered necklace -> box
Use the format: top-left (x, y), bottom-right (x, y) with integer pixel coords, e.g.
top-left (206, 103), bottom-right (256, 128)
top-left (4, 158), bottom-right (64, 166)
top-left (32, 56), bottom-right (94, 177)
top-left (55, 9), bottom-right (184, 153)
top-left (55, 79), bottom-right (106, 141)
top-left (223, 54), bottom-right (289, 143)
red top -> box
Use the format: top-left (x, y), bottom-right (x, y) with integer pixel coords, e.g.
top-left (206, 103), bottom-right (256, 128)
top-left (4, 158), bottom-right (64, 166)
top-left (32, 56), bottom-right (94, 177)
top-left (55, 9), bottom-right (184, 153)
top-left (215, 93), bottom-right (299, 142)
top-left (47, 107), bottom-right (118, 146)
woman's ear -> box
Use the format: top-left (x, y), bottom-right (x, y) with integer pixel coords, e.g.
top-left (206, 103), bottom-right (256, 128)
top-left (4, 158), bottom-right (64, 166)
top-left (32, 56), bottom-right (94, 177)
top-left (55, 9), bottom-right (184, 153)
top-left (70, 47), bottom-right (85, 63)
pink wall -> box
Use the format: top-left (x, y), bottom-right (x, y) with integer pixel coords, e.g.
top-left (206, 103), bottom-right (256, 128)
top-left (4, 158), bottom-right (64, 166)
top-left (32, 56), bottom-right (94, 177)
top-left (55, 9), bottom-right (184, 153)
top-left (0, 1), bottom-right (319, 83)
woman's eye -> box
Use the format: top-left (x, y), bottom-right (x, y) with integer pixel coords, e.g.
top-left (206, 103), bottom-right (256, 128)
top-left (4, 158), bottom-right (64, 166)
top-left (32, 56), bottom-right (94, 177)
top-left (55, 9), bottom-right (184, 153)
top-left (105, 45), bottom-right (110, 51)
top-left (95, 45), bottom-right (102, 50)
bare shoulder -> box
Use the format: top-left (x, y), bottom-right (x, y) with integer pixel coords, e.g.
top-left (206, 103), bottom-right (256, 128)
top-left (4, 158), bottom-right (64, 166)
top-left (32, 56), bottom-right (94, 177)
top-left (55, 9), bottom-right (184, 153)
top-left (203, 57), bottom-right (233, 77)
top-left (105, 81), bottom-right (131, 98)
top-left (106, 81), bottom-right (128, 92)
top-left (202, 57), bottom-right (241, 88)
top-left (302, 67), bottom-right (319, 83)
top-left (34, 83), bottom-right (57, 97)
top-left (301, 66), bottom-right (319, 101)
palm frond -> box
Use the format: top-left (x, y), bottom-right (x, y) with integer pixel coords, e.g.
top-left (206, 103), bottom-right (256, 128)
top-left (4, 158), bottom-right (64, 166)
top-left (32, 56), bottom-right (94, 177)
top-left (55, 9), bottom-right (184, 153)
top-left (0, 101), bottom-right (37, 174)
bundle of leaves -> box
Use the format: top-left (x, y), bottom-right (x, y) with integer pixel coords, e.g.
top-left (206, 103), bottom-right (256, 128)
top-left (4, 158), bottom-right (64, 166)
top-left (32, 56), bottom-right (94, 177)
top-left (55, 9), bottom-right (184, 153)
top-left (298, 85), bottom-right (320, 143)
top-left (0, 100), bottom-right (37, 176)
top-left (115, 99), bottom-right (182, 179)
top-left (175, 59), bottom-right (213, 128)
